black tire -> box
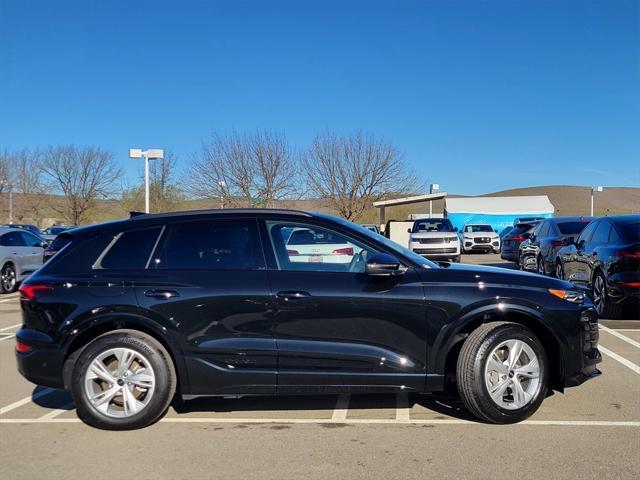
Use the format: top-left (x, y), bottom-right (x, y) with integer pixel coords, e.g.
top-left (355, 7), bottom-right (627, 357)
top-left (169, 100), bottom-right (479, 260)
top-left (537, 256), bottom-right (546, 276)
top-left (0, 263), bottom-right (17, 294)
top-left (592, 271), bottom-right (623, 320)
top-left (452, 256), bottom-right (461, 263)
top-left (71, 329), bottom-right (176, 430)
top-left (456, 322), bottom-right (548, 424)
top-left (555, 260), bottom-right (564, 280)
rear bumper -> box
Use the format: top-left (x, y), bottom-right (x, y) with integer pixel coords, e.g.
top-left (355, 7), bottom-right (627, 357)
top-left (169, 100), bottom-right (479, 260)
top-left (608, 272), bottom-right (640, 303)
top-left (500, 249), bottom-right (519, 261)
top-left (15, 329), bottom-right (66, 389)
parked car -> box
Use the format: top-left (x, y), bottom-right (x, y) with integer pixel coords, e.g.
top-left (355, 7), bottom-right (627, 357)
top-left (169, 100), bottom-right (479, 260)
top-left (284, 226), bottom-right (355, 264)
top-left (555, 215), bottom-right (639, 319)
top-left (512, 216), bottom-right (545, 226)
top-left (41, 226), bottom-right (71, 242)
top-left (407, 217), bottom-right (460, 262)
top-left (15, 208), bottom-right (601, 429)
top-left (499, 226), bottom-right (513, 240)
top-left (500, 221), bottom-right (541, 263)
top-left (519, 217), bottom-right (594, 275)
top-left (461, 224), bottom-right (500, 254)
top-left (0, 227), bottom-right (47, 293)
top-left (360, 224), bottom-right (381, 234)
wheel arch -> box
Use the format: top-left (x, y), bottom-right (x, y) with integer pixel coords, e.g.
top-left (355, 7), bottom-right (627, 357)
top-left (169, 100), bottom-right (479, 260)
top-left (439, 306), bottom-right (565, 392)
top-left (62, 315), bottom-right (189, 394)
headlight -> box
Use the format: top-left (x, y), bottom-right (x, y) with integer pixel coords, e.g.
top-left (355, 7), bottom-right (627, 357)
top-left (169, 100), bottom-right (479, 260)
top-left (548, 289), bottom-right (584, 304)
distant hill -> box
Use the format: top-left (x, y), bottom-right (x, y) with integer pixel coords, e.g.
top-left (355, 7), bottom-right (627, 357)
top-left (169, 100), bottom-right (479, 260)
top-left (1, 185), bottom-right (638, 227)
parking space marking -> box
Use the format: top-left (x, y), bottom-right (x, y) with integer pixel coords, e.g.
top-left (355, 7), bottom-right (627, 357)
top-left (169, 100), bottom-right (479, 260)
top-left (0, 388), bottom-right (55, 416)
top-left (599, 345), bottom-right (640, 375)
top-left (0, 334), bottom-right (16, 342)
top-left (331, 394), bottom-right (350, 421)
top-left (37, 402), bottom-right (75, 420)
top-left (601, 326), bottom-right (640, 349)
top-left (0, 296), bottom-right (19, 304)
top-left (0, 323), bottom-right (21, 332)
top-left (396, 392), bottom-right (410, 422)
top-left (1, 417), bottom-right (639, 427)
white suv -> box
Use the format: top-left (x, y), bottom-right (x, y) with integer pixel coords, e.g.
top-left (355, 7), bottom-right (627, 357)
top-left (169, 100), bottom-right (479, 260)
top-left (407, 218), bottom-right (461, 262)
top-left (461, 224), bottom-right (500, 254)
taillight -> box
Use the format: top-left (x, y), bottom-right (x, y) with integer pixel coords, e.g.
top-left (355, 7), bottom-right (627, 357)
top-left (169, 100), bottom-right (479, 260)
top-left (16, 342), bottom-right (32, 353)
top-left (620, 250), bottom-right (640, 259)
top-left (551, 240), bottom-right (564, 247)
top-left (624, 282), bottom-right (640, 287)
top-left (511, 235), bottom-right (525, 241)
top-left (332, 247), bottom-right (354, 255)
top-left (286, 249), bottom-right (299, 255)
top-left (19, 284), bottom-right (53, 300)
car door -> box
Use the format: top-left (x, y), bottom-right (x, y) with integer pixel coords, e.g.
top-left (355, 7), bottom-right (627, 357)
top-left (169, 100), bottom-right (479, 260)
top-left (570, 221), bottom-right (598, 286)
top-left (133, 217), bottom-right (277, 396)
top-left (19, 231), bottom-right (45, 274)
top-left (260, 218), bottom-right (428, 393)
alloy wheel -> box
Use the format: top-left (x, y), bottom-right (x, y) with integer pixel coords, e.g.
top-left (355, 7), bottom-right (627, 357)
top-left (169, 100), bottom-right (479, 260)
top-left (484, 339), bottom-right (541, 410)
top-left (84, 348), bottom-right (156, 418)
top-left (555, 262), bottom-right (563, 280)
top-left (1, 265), bottom-right (16, 292)
top-left (537, 257), bottom-right (545, 275)
top-left (593, 275), bottom-right (606, 316)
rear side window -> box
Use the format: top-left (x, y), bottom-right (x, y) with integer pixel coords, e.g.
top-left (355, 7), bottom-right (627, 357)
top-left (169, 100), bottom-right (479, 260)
top-left (96, 227), bottom-right (163, 270)
top-left (538, 223), bottom-right (550, 236)
top-left (0, 231), bottom-right (25, 247)
top-left (591, 222), bottom-right (611, 244)
top-left (44, 233), bottom-right (113, 273)
top-left (21, 231), bottom-right (43, 247)
top-left (49, 234), bottom-right (73, 251)
top-left (151, 219), bottom-right (263, 270)
top-left (557, 221), bottom-right (590, 235)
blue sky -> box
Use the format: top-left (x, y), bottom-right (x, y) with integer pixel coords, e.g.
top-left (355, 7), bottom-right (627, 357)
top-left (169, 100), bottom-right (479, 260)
top-left (1, 0), bottom-right (638, 195)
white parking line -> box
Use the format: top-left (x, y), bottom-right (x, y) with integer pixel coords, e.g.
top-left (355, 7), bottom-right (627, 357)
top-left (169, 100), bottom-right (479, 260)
top-left (0, 417), bottom-right (638, 427)
top-left (0, 334), bottom-right (15, 342)
top-left (331, 394), bottom-right (350, 421)
top-left (0, 388), bottom-right (56, 416)
top-left (599, 345), bottom-right (640, 375)
top-left (37, 402), bottom-right (75, 420)
top-left (600, 326), bottom-right (640, 349)
top-left (0, 295), bottom-right (19, 304)
top-left (0, 323), bottom-right (21, 332)
top-left (396, 392), bottom-right (410, 422)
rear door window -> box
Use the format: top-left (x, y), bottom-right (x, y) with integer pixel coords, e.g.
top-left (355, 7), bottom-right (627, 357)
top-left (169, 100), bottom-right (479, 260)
top-left (21, 231), bottom-right (43, 247)
top-left (151, 219), bottom-right (263, 270)
top-left (591, 222), bottom-right (611, 244)
top-left (96, 227), bottom-right (163, 269)
top-left (557, 221), bottom-right (591, 235)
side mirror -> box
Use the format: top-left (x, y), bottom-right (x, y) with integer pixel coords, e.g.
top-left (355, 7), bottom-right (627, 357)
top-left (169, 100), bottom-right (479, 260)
top-left (365, 253), bottom-right (406, 277)
top-left (39, 241), bottom-right (48, 248)
top-left (407, 228), bottom-right (412, 233)
top-left (454, 227), bottom-right (458, 232)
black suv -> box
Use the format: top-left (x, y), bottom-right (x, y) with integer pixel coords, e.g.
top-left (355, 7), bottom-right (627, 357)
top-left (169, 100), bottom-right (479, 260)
top-left (16, 209), bottom-right (601, 429)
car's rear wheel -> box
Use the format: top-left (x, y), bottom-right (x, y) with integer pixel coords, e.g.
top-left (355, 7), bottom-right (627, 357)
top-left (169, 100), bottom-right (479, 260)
top-left (555, 260), bottom-right (564, 280)
top-left (592, 271), bottom-right (623, 319)
top-left (456, 322), bottom-right (548, 424)
top-left (71, 330), bottom-right (176, 430)
top-left (0, 263), bottom-right (17, 293)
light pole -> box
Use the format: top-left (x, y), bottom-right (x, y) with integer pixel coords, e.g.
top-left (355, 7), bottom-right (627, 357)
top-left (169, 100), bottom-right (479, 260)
top-left (1, 179), bottom-right (12, 224)
top-left (129, 148), bottom-right (164, 213)
top-left (218, 180), bottom-right (226, 209)
top-left (590, 186), bottom-right (603, 216)
top-left (429, 183), bottom-right (440, 218)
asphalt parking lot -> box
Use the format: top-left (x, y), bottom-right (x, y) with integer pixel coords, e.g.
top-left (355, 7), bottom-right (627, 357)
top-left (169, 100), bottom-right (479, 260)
top-left (0, 254), bottom-right (638, 479)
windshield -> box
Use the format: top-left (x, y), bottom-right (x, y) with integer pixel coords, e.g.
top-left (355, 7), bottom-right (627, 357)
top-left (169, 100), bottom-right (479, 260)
top-left (465, 225), bottom-right (493, 233)
top-left (412, 218), bottom-right (454, 233)
top-left (320, 215), bottom-right (438, 268)
top-left (557, 221), bottom-right (591, 235)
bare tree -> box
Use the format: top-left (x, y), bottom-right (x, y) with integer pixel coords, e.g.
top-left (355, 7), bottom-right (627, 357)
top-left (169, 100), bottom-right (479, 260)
top-left (122, 151), bottom-right (184, 213)
top-left (304, 132), bottom-right (421, 221)
top-left (41, 145), bottom-right (123, 225)
top-left (186, 131), bottom-right (300, 207)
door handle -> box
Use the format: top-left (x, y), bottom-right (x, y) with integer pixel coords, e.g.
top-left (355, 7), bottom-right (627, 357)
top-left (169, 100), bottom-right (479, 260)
top-left (144, 289), bottom-right (180, 299)
top-left (276, 291), bottom-right (311, 301)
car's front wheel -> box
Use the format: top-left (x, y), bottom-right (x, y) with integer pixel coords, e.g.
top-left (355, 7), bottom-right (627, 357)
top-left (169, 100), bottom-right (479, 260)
top-left (456, 322), bottom-right (548, 424)
top-left (555, 260), bottom-right (564, 280)
top-left (71, 329), bottom-right (176, 430)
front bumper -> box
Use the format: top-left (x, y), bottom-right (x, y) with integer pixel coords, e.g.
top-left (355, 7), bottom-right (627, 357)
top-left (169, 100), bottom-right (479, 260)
top-left (564, 307), bottom-right (602, 388)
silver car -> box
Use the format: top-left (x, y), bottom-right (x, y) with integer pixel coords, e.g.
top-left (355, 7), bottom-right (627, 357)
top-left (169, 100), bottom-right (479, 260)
top-left (0, 227), bottom-right (47, 293)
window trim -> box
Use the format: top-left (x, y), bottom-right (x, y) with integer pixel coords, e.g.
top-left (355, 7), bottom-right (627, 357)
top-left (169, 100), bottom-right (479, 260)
top-left (92, 226), bottom-right (164, 270)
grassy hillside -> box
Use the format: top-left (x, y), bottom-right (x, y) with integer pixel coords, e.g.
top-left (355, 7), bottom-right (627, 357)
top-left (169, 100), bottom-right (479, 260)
top-left (1, 185), bottom-right (637, 227)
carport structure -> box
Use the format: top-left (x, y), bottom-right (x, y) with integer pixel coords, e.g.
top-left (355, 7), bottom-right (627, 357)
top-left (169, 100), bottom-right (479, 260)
top-left (373, 192), bottom-right (448, 225)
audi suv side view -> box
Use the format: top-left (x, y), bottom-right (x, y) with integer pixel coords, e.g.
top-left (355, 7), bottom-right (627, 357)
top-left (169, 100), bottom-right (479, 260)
top-left (16, 209), bottom-right (600, 429)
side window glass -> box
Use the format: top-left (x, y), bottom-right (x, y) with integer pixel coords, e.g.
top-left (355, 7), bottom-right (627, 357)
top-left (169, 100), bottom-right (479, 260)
top-left (608, 226), bottom-right (619, 243)
top-left (591, 222), bottom-right (611, 244)
top-left (266, 221), bottom-right (377, 273)
top-left (96, 227), bottom-right (163, 269)
top-left (578, 222), bottom-right (597, 243)
top-left (538, 222), bottom-right (549, 237)
top-left (151, 219), bottom-right (263, 271)
top-left (21, 232), bottom-right (43, 247)
top-left (0, 232), bottom-right (26, 247)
